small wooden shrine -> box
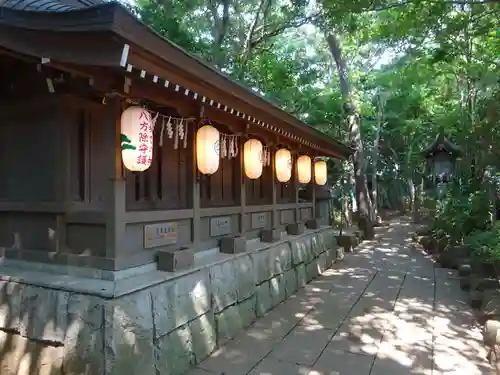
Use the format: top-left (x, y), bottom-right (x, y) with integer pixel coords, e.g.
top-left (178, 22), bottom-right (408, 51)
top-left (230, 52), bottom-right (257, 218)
top-left (424, 134), bottom-right (462, 185)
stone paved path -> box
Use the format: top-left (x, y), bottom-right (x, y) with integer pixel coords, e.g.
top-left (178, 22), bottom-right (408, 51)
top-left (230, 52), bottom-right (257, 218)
top-left (187, 217), bottom-right (493, 375)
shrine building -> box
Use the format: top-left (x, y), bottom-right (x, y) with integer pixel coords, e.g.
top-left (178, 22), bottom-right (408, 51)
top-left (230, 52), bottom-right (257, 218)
top-left (0, 1), bottom-right (352, 374)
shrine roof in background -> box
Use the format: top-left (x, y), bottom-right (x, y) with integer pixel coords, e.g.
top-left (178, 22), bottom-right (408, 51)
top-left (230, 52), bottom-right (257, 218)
top-left (423, 134), bottom-right (462, 159)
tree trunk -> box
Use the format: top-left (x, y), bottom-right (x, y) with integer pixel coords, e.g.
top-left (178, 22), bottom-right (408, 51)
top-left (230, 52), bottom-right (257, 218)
top-left (240, 0), bottom-right (268, 69)
top-left (407, 178), bottom-right (415, 214)
top-left (207, 0), bottom-right (231, 68)
top-left (343, 194), bottom-right (350, 226)
top-left (413, 178), bottom-right (424, 223)
top-left (326, 32), bottom-right (374, 239)
top-left (371, 171), bottom-right (378, 221)
top-left (372, 94), bottom-right (385, 222)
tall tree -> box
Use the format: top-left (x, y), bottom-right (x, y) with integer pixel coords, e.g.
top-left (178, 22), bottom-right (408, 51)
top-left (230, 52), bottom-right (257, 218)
top-left (326, 33), bottom-right (374, 237)
top-left (133, 0), bottom-right (500, 221)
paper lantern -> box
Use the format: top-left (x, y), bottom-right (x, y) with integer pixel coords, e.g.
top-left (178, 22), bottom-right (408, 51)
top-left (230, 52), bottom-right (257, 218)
top-left (121, 106), bottom-right (154, 172)
top-left (275, 148), bottom-right (292, 183)
top-left (297, 155), bottom-right (312, 184)
top-left (244, 139), bottom-right (263, 179)
top-left (315, 160), bottom-right (327, 185)
top-left (196, 125), bottom-right (220, 175)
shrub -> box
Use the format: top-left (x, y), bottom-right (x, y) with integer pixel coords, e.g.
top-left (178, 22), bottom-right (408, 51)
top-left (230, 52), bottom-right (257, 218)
top-left (465, 222), bottom-right (500, 262)
top-left (430, 184), bottom-right (491, 245)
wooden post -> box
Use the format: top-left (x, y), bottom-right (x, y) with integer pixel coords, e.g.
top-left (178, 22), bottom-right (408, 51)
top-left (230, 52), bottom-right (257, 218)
top-left (271, 146), bottom-right (277, 229)
top-left (105, 99), bottom-right (126, 263)
top-left (295, 152), bottom-right (300, 223)
top-left (261, 144), bottom-right (281, 242)
top-left (57, 98), bottom-right (71, 254)
top-left (239, 136), bottom-right (246, 234)
top-left (192, 109), bottom-right (202, 246)
top-left (311, 157), bottom-right (316, 219)
top-left (108, 180), bottom-right (127, 262)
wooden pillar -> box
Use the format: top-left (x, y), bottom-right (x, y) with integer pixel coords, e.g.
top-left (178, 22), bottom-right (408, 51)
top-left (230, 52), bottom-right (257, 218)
top-left (105, 99), bottom-right (126, 263)
top-left (295, 152), bottom-right (300, 223)
top-left (239, 136), bottom-right (246, 234)
top-left (57, 98), bottom-right (70, 207)
top-left (57, 98), bottom-right (71, 254)
top-left (191, 109), bottom-right (202, 246)
top-left (311, 157), bottom-right (316, 219)
top-left (192, 128), bottom-right (201, 245)
top-left (107, 180), bottom-right (127, 261)
top-left (271, 146), bottom-right (277, 229)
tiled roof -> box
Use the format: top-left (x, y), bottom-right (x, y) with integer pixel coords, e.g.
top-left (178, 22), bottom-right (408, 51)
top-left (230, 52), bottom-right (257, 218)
top-left (0, 0), bottom-right (102, 11)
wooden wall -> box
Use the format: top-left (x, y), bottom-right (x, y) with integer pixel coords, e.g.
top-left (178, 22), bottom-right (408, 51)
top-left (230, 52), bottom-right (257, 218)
top-left (0, 55), bottom-right (317, 272)
top-left (126, 107), bottom-right (192, 211)
top-left (0, 94), bottom-right (113, 264)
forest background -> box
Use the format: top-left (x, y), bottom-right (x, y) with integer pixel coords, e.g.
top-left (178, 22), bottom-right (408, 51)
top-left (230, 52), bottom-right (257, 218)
top-left (126, 0), bottom-right (499, 236)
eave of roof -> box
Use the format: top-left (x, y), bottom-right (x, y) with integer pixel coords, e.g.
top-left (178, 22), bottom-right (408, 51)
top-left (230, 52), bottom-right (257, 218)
top-left (424, 134), bottom-right (462, 158)
top-left (0, 0), bottom-right (353, 159)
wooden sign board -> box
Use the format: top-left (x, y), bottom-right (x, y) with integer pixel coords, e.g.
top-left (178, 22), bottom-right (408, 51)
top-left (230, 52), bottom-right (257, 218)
top-left (301, 208), bottom-right (312, 221)
top-left (280, 210), bottom-right (294, 224)
top-left (210, 216), bottom-right (232, 237)
top-left (251, 212), bottom-right (267, 229)
top-left (144, 222), bottom-right (178, 249)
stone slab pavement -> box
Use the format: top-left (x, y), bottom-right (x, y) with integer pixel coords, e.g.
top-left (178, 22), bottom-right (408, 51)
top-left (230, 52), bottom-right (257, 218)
top-left (187, 217), bottom-right (493, 375)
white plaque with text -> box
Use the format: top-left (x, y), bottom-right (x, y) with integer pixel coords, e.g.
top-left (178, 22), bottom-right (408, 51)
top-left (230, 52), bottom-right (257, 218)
top-left (144, 222), bottom-right (178, 249)
top-left (210, 216), bottom-right (232, 237)
top-left (280, 210), bottom-right (294, 224)
top-left (251, 212), bottom-right (266, 229)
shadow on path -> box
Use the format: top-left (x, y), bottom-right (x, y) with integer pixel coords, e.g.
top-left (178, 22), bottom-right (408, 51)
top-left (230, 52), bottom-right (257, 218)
top-left (188, 217), bottom-right (492, 375)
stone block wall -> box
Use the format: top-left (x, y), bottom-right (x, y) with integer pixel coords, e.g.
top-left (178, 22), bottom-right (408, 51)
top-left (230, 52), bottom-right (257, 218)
top-left (0, 228), bottom-right (339, 375)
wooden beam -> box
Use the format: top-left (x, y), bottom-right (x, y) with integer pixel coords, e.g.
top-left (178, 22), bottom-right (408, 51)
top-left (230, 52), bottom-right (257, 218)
top-left (0, 26), bottom-right (123, 67)
top-left (36, 62), bottom-right (193, 116)
top-left (203, 106), bottom-right (246, 134)
top-left (127, 50), bottom-right (347, 157)
top-left (7, 55), bottom-right (342, 157)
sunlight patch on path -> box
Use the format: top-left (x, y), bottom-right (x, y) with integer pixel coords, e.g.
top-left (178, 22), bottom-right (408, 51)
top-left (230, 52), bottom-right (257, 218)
top-left (188, 218), bottom-right (493, 375)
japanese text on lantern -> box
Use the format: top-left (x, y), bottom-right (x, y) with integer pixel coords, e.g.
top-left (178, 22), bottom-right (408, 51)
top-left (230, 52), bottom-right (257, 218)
top-left (137, 110), bottom-right (153, 166)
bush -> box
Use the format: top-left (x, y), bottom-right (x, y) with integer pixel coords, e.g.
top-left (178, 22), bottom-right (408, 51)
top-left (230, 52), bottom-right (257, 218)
top-left (465, 222), bottom-right (500, 262)
top-left (330, 207), bottom-right (345, 228)
top-left (429, 184), bottom-right (491, 245)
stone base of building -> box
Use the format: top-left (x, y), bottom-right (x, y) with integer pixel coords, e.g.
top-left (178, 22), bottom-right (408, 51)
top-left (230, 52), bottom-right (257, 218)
top-left (0, 227), bottom-right (340, 375)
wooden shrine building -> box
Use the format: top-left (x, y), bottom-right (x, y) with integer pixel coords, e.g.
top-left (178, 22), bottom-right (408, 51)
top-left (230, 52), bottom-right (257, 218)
top-left (0, 2), bottom-right (352, 375)
top-left (424, 134), bottom-right (461, 185)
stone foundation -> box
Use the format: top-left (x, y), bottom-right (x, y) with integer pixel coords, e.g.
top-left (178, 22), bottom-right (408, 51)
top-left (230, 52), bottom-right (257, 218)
top-left (0, 227), bottom-right (339, 375)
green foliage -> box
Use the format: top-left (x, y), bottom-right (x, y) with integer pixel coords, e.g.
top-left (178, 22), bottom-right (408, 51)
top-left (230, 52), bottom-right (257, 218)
top-left (465, 222), bottom-right (500, 262)
top-left (133, 0), bottom-right (500, 213)
top-left (330, 207), bottom-right (344, 229)
top-left (430, 184), bottom-right (491, 245)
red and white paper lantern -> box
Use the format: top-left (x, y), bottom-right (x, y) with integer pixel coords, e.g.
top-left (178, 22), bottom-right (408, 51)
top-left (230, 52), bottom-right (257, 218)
top-left (120, 106), bottom-right (154, 172)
